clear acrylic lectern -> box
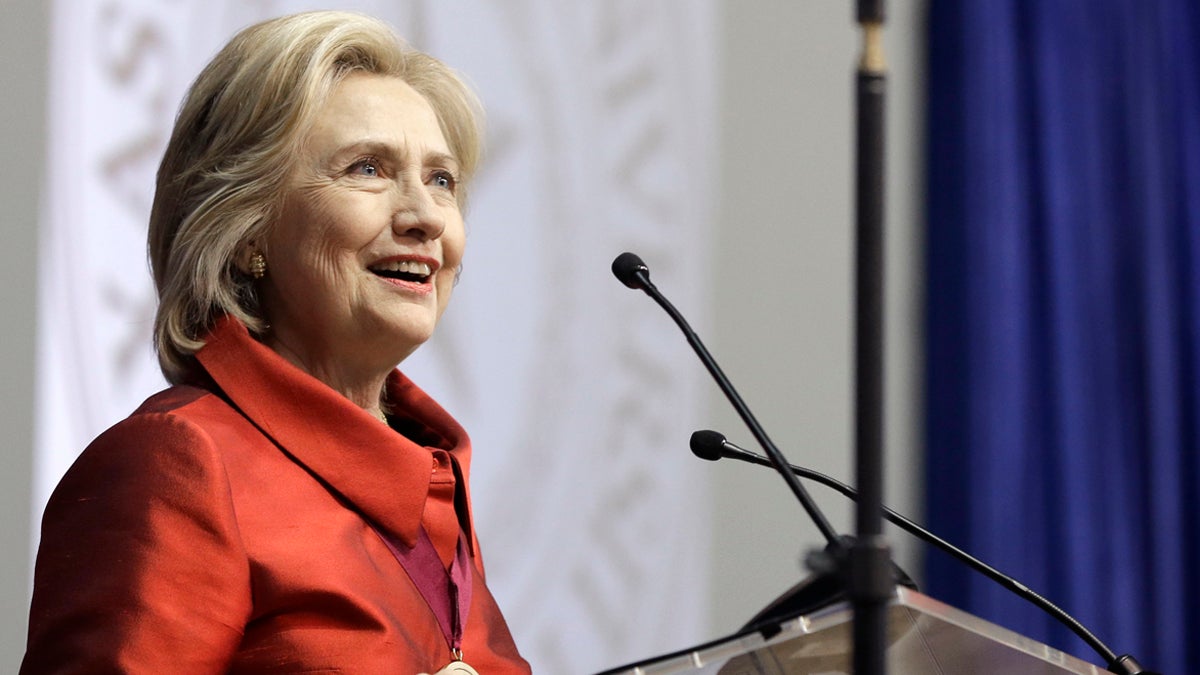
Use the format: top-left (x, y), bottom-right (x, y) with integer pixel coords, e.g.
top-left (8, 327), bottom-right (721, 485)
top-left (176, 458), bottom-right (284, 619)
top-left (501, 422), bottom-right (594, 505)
top-left (599, 587), bottom-right (1104, 675)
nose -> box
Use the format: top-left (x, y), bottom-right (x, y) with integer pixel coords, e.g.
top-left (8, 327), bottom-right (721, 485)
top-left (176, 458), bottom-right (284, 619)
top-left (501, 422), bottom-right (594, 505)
top-left (390, 176), bottom-right (446, 241)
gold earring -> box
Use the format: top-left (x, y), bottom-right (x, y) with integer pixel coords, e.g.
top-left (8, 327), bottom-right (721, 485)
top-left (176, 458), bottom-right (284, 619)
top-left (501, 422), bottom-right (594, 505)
top-left (249, 251), bottom-right (267, 279)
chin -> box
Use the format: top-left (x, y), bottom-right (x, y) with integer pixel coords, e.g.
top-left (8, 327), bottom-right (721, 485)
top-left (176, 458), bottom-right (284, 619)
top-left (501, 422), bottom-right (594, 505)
top-left (382, 323), bottom-right (437, 357)
top-left (365, 305), bottom-right (441, 358)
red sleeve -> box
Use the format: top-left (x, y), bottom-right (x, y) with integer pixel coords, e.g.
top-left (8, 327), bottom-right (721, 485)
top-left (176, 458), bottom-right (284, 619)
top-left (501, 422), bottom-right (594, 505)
top-left (22, 412), bottom-right (253, 674)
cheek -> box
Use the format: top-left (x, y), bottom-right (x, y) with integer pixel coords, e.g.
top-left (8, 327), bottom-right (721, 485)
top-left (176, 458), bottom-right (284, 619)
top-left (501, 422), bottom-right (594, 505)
top-left (442, 215), bottom-right (467, 269)
top-left (436, 238), bottom-right (464, 314)
top-left (268, 232), bottom-right (366, 303)
top-left (277, 204), bottom-right (376, 277)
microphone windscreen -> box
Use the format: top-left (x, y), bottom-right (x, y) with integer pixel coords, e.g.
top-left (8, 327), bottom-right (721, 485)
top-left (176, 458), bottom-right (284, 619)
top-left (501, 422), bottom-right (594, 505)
top-left (690, 429), bottom-right (727, 461)
top-left (611, 252), bottom-right (649, 289)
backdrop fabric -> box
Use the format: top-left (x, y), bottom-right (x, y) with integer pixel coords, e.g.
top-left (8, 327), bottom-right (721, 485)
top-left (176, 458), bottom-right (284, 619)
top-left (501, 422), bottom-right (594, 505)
top-left (33, 2), bottom-right (717, 672)
top-left (925, 1), bottom-right (1200, 672)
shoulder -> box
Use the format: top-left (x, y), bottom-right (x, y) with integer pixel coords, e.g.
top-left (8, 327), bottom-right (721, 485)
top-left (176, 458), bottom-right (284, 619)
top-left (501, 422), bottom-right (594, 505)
top-left (52, 384), bottom-right (256, 504)
top-left (38, 383), bottom-right (256, 575)
top-left (28, 389), bottom-right (254, 672)
top-left (97, 384), bottom-right (257, 456)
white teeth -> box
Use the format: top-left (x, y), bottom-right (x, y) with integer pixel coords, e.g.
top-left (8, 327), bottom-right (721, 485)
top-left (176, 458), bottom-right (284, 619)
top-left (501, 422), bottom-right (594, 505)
top-left (372, 260), bottom-right (433, 276)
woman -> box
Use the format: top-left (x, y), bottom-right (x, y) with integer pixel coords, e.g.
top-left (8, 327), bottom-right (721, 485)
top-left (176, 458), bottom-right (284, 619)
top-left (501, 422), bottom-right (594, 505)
top-left (23, 11), bottom-right (530, 674)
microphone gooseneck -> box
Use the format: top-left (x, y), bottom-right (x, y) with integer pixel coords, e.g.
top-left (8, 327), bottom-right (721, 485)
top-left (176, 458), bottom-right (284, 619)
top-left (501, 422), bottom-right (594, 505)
top-left (610, 252), bottom-right (845, 552)
top-left (692, 429), bottom-right (1154, 674)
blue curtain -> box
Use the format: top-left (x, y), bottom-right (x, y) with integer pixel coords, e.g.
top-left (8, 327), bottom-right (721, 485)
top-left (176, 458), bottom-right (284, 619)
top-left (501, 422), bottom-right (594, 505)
top-left (925, 1), bottom-right (1200, 672)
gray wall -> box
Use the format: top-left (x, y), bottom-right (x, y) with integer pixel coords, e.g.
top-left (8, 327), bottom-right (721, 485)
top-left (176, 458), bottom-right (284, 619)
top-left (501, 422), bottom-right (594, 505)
top-left (0, 0), bottom-right (47, 666)
top-left (709, 2), bottom-right (925, 629)
top-left (0, 1), bottom-right (925, 667)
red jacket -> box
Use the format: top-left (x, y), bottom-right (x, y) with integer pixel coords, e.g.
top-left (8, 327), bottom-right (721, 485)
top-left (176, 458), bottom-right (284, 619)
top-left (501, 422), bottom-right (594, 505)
top-left (23, 317), bottom-right (530, 674)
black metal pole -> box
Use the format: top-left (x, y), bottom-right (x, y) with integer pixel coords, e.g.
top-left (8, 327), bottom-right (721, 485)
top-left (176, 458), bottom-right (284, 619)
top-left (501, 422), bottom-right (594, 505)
top-left (853, 1), bottom-right (892, 674)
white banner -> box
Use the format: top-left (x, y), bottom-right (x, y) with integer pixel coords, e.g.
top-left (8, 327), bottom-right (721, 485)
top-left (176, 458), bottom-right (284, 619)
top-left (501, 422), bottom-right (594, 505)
top-left (36, 1), bottom-right (716, 671)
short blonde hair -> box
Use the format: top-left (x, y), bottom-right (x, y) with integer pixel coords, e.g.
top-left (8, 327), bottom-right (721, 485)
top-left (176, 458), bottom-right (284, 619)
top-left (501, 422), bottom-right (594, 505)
top-left (149, 10), bottom-right (483, 384)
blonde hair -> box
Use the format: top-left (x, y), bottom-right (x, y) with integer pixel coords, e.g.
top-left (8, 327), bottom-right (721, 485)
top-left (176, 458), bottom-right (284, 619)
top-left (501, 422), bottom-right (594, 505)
top-left (149, 10), bottom-right (483, 384)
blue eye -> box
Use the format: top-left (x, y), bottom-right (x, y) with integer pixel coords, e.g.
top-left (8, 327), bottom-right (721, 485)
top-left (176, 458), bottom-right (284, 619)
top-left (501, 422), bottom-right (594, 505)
top-left (350, 159), bottom-right (380, 177)
top-left (431, 170), bottom-right (457, 192)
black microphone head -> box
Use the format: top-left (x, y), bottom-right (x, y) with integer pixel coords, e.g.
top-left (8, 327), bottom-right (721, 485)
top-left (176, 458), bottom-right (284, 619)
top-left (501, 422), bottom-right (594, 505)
top-left (611, 252), bottom-right (650, 289)
top-left (690, 429), bottom-right (728, 462)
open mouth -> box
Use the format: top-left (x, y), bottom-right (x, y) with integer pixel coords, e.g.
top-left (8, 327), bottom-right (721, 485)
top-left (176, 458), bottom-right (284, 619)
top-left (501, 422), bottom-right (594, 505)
top-left (369, 260), bottom-right (434, 284)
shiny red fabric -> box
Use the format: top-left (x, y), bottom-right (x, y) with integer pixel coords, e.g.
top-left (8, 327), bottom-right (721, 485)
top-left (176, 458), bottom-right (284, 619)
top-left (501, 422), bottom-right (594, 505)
top-left (23, 317), bottom-right (530, 674)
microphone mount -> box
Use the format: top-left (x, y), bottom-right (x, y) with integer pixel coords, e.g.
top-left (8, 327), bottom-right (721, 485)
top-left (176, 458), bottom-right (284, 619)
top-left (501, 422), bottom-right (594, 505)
top-left (693, 429), bottom-right (1161, 675)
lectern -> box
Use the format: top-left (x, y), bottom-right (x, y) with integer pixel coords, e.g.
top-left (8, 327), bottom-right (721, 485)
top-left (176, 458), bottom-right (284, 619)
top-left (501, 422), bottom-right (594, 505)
top-left (599, 587), bottom-right (1104, 674)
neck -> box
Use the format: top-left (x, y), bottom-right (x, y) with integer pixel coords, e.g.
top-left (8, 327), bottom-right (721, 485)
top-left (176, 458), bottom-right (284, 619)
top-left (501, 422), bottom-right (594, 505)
top-left (264, 335), bottom-right (395, 421)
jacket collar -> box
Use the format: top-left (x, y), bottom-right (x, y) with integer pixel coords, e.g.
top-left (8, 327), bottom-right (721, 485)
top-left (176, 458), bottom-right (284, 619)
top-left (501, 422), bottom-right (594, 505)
top-left (194, 316), bottom-right (473, 549)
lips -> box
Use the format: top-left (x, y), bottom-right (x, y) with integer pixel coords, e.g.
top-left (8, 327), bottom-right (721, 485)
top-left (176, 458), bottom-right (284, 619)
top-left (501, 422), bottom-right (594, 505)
top-left (368, 257), bottom-right (439, 284)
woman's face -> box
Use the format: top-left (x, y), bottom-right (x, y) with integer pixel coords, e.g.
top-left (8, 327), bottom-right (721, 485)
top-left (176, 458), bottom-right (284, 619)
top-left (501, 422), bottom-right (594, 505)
top-left (259, 73), bottom-right (465, 379)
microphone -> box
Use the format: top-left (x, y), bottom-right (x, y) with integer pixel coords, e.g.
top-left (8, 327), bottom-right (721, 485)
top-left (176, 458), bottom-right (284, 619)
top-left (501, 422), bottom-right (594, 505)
top-left (691, 428), bottom-right (764, 464)
top-left (610, 252), bottom-right (843, 550)
top-left (693, 429), bottom-right (1161, 675)
top-left (612, 251), bottom-right (863, 629)
top-left (691, 429), bottom-right (917, 628)
top-left (611, 252), bottom-right (650, 290)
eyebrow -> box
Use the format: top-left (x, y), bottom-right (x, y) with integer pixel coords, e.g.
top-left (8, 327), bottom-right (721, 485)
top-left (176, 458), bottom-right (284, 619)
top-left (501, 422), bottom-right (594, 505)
top-left (332, 140), bottom-right (459, 171)
top-left (420, 149), bottom-right (460, 176)
top-left (424, 151), bottom-right (461, 173)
